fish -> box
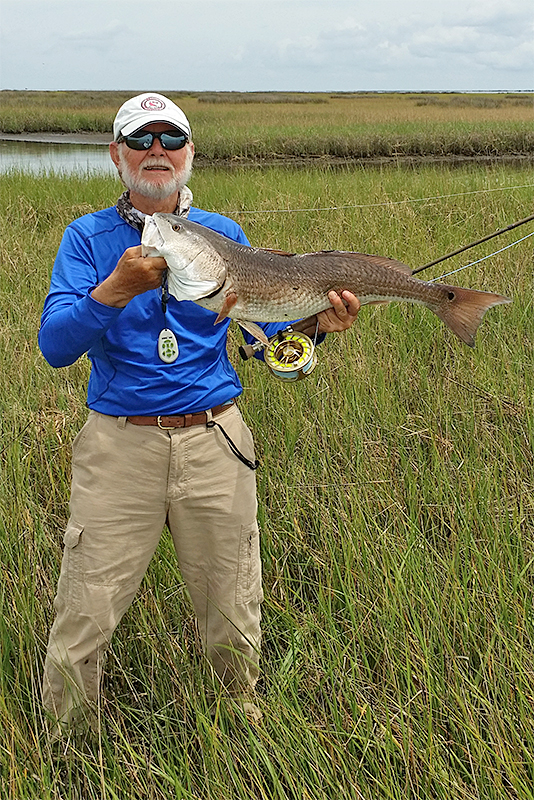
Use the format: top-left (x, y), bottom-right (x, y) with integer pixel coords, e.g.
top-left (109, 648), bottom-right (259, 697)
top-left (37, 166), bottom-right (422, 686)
top-left (141, 213), bottom-right (511, 347)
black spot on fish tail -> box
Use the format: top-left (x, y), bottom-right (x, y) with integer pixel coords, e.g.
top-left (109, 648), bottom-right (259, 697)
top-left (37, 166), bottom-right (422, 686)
top-left (432, 285), bottom-right (511, 347)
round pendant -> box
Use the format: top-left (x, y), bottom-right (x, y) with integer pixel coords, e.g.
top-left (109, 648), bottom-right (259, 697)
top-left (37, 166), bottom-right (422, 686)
top-left (158, 329), bottom-right (179, 363)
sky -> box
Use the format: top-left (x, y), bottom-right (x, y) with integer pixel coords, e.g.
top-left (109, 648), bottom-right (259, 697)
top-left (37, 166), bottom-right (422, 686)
top-left (1, 0), bottom-right (532, 93)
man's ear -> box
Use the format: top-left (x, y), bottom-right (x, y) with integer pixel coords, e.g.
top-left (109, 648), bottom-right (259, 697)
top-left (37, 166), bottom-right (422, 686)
top-left (109, 140), bottom-right (120, 168)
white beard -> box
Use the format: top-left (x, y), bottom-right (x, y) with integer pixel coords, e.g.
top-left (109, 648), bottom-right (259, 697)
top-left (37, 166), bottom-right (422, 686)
top-left (117, 145), bottom-right (194, 201)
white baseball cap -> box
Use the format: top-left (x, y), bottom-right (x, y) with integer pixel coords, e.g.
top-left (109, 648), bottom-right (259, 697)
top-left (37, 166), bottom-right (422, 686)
top-left (113, 93), bottom-right (191, 140)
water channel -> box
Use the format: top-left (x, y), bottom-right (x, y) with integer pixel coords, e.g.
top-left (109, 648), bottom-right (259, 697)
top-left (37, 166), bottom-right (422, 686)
top-left (0, 138), bottom-right (115, 174)
top-left (3, 136), bottom-right (533, 177)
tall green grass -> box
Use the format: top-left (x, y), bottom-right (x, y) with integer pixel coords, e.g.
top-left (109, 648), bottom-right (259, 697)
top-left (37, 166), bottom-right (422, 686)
top-left (0, 164), bottom-right (533, 798)
top-left (1, 91), bottom-right (533, 161)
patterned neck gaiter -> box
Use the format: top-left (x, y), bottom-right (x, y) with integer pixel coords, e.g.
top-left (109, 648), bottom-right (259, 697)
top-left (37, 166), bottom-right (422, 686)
top-left (115, 186), bottom-right (193, 232)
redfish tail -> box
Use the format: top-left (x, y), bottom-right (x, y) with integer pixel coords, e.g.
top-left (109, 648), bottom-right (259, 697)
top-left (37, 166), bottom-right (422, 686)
top-left (432, 285), bottom-right (511, 347)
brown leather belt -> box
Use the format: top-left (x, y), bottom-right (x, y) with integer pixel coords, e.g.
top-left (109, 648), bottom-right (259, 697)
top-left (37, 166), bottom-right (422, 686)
top-left (127, 400), bottom-right (234, 430)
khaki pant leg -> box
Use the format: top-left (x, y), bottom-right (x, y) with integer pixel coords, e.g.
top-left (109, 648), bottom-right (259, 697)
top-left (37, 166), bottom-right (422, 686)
top-left (166, 404), bottom-right (262, 696)
top-left (42, 412), bottom-right (169, 729)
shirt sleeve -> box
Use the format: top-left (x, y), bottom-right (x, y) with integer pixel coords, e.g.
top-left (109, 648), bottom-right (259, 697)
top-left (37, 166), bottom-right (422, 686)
top-left (38, 225), bottom-right (123, 367)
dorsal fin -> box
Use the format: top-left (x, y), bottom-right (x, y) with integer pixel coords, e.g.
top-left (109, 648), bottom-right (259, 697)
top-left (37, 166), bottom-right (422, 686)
top-left (302, 250), bottom-right (412, 275)
top-left (258, 248), bottom-right (297, 257)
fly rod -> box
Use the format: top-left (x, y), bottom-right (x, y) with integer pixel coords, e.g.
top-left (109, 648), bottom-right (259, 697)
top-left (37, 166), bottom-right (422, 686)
top-left (413, 212), bottom-right (534, 275)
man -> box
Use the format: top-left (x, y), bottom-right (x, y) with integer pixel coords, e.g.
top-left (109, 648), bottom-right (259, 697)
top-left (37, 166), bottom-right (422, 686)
top-left (40, 92), bottom-right (360, 734)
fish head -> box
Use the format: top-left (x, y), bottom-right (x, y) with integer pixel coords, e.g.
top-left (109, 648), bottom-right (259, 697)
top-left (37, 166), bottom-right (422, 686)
top-left (142, 213), bottom-right (226, 301)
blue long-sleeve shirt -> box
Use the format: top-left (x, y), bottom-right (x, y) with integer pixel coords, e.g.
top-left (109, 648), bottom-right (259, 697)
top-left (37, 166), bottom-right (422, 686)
top-left (39, 205), bottom-right (289, 416)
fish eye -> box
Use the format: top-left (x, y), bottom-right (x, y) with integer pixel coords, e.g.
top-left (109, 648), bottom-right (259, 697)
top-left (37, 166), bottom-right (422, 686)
top-left (172, 223), bottom-right (181, 232)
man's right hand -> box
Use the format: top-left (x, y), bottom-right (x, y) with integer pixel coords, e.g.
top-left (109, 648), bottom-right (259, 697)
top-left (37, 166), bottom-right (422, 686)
top-left (91, 246), bottom-right (168, 308)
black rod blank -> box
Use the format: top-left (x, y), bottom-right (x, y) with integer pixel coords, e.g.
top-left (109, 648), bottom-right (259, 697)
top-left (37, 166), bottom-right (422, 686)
top-left (413, 213), bottom-right (534, 275)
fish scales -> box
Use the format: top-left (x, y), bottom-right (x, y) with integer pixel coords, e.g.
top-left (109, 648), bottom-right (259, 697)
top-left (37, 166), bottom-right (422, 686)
top-left (214, 248), bottom-right (446, 320)
top-left (141, 213), bottom-right (511, 347)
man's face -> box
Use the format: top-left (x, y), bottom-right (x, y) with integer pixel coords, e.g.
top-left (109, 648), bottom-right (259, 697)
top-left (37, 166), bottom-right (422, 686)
top-left (110, 122), bottom-right (194, 201)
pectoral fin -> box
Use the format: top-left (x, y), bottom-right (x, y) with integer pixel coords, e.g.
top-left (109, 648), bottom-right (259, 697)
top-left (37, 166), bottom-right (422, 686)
top-left (214, 292), bottom-right (238, 324)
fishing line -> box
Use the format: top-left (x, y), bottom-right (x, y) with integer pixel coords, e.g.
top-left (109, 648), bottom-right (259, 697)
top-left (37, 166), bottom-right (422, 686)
top-left (413, 212), bottom-right (534, 274)
top-left (429, 229), bottom-right (534, 283)
top-left (229, 182), bottom-right (534, 215)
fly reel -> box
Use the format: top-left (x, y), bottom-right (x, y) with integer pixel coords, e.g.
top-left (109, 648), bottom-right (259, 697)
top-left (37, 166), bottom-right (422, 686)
top-left (264, 329), bottom-right (317, 382)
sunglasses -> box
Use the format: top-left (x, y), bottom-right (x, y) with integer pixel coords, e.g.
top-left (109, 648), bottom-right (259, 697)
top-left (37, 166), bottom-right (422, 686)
top-left (117, 129), bottom-right (189, 151)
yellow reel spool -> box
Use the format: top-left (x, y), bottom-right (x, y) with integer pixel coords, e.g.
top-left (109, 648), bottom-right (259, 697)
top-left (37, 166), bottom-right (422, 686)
top-left (264, 330), bottom-right (317, 382)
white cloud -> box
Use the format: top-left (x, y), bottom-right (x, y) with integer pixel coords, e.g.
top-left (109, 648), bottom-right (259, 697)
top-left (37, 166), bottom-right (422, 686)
top-left (405, 4), bottom-right (534, 73)
top-left (59, 20), bottom-right (125, 47)
top-left (268, 1), bottom-right (533, 86)
top-left (0, 0), bottom-right (532, 91)
top-left (454, 0), bottom-right (532, 31)
top-left (474, 41), bottom-right (534, 72)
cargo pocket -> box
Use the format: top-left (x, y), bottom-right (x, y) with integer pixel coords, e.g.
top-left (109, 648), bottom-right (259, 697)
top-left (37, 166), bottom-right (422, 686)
top-left (236, 521), bottom-right (262, 605)
top-left (60, 519), bottom-right (84, 612)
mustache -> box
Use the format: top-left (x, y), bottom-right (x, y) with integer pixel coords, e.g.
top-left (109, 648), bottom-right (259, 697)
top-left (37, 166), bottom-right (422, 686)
top-left (115, 145), bottom-right (193, 200)
top-left (142, 158), bottom-right (175, 172)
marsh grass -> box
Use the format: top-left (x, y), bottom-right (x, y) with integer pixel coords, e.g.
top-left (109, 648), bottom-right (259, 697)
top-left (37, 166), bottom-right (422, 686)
top-left (1, 91), bottom-right (533, 161)
top-left (197, 93), bottom-right (328, 105)
top-left (415, 95), bottom-right (533, 109)
top-left (1, 164), bottom-right (533, 798)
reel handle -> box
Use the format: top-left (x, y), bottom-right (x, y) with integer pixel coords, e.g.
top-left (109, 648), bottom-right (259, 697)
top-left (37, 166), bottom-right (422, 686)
top-left (238, 343), bottom-right (259, 360)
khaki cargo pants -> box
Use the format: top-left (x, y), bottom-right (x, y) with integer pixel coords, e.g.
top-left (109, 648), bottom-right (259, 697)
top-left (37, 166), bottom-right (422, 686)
top-left (42, 405), bottom-right (262, 731)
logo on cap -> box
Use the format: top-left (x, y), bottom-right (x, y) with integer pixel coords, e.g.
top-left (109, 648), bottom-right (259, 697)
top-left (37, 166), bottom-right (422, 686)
top-left (141, 97), bottom-right (166, 111)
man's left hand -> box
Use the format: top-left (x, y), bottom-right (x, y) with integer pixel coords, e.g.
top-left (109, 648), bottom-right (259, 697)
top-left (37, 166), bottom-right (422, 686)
top-left (317, 291), bottom-right (361, 333)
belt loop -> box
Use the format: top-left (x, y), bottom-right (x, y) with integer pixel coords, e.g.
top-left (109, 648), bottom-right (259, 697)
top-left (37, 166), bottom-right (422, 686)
top-left (117, 416), bottom-right (127, 429)
top-left (183, 414), bottom-right (193, 428)
top-left (205, 408), bottom-right (213, 423)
